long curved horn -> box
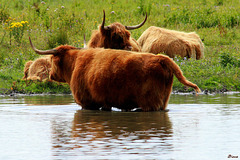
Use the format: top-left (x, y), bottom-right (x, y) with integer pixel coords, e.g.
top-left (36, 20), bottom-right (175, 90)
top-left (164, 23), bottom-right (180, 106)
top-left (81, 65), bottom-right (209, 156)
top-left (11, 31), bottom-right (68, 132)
top-left (101, 10), bottom-right (111, 30)
top-left (125, 12), bottom-right (147, 30)
top-left (29, 37), bottom-right (57, 55)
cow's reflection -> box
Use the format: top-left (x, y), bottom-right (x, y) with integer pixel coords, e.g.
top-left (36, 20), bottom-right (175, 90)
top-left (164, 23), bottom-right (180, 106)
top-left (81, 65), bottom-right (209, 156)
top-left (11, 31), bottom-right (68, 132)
top-left (51, 109), bottom-right (174, 156)
top-left (72, 110), bottom-right (173, 141)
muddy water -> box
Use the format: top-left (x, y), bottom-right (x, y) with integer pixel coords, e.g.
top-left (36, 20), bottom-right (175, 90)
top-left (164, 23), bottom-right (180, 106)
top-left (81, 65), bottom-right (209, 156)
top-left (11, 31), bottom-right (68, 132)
top-left (0, 93), bottom-right (239, 160)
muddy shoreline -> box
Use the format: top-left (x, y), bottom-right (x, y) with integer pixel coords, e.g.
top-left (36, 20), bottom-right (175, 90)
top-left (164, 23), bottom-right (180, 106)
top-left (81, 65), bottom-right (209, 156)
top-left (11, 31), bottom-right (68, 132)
top-left (1, 89), bottom-right (240, 98)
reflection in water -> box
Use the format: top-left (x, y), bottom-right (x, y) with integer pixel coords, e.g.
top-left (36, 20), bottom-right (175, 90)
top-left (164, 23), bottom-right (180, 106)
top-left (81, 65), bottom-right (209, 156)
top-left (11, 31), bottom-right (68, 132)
top-left (0, 93), bottom-right (240, 159)
top-left (73, 110), bottom-right (172, 139)
top-left (52, 110), bottom-right (173, 158)
top-left (24, 95), bottom-right (74, 105)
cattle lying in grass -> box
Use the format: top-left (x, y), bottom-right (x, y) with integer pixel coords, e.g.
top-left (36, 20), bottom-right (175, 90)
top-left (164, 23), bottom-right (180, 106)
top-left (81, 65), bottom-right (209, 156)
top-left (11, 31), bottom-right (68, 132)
top-left (137, 26), bottom-right (204, 59)
top-left (29, 37), bottom-right (201, 111)
top-left (23, 55), bottom-right (51, 81)
top-left (87, 10), bottom-right (147, 52)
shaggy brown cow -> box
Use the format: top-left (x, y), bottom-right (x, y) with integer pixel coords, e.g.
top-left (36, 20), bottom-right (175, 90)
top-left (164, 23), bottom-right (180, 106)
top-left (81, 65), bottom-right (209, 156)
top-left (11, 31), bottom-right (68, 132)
top-left (137, 26), bottom-right (204, 59)
top-left (87, 10), bottom-right (147, 52)
top-left (23, 55), bottom-right (51, 81)
top-left (29, 37), bottom-right (201, 111)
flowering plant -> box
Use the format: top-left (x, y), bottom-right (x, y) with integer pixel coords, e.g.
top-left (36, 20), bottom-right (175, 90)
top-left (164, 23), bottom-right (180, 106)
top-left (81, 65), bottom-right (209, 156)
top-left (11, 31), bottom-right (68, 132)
top-left (9, 20), bottom-right (28, 45)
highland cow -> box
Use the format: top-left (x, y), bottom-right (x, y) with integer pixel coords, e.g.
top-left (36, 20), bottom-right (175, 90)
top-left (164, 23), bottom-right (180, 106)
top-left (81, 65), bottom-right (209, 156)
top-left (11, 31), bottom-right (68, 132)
top-left (137, 26), bottom-right (204, 59)
top-left (23, 55), bottom-right (51, 81)
top-left (29, 37), bottom-right (201, 111)
top-left (87, 10), bottom-right (147, 52)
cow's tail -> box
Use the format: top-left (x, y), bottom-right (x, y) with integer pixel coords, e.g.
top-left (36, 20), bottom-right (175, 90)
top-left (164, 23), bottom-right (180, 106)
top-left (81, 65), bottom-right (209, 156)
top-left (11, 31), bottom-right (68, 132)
top-left (161, 55), bottom-right (201, 93)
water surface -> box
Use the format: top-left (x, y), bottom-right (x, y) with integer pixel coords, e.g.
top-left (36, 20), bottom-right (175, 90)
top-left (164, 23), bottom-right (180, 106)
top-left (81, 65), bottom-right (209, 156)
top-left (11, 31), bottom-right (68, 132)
top-left (0, 93), bottom-right (239, 160)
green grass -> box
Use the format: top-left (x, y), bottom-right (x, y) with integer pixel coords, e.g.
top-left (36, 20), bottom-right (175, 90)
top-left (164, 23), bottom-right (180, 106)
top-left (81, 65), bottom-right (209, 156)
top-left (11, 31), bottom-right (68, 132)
top-left (0, 0), bottom-right (240, 94)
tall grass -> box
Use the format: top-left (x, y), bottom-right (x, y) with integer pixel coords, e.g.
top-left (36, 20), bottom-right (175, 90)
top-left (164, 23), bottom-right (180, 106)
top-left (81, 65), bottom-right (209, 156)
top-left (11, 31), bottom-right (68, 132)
top-left (0, 0), bottom-right (240, 93)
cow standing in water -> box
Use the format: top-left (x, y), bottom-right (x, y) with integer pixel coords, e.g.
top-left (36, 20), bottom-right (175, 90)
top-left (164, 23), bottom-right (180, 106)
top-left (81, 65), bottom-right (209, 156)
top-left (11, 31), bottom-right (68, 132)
top-left (29, 37), bottom-right (201, 112)
top-left (87, 10), bottom-right (147, 52)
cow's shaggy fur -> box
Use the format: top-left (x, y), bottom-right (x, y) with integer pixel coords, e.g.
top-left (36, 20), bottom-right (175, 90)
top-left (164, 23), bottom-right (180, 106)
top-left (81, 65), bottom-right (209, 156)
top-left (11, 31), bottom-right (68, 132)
top-left (88, 23), bottom-right (141, 51)
top-left (22, 60), bottom-right (33, 79)
top-left (23, 56), bottom-right (51, 81)
top-left (87, 10), bottom-right (147, 52)
top-left (30, 42), bottom-right (201, 111)
top-left (137, 26), bottom-right (204, 59)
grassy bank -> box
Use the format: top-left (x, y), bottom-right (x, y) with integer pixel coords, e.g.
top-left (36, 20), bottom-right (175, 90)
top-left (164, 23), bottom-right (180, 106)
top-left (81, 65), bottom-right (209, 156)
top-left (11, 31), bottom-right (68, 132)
top-left (0, 0), bottom-right (240, 94)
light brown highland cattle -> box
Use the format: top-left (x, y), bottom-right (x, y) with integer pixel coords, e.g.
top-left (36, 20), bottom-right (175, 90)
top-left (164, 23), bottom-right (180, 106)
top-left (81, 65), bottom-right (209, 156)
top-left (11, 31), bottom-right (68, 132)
top-left (22, 55), bottom-right (51, 81)
top-left (87, 10), bottom-right (147, 52)
top-left (29, 37), bottom-right (201, 111)
top-left (137, 26), bottom-right (204, 59)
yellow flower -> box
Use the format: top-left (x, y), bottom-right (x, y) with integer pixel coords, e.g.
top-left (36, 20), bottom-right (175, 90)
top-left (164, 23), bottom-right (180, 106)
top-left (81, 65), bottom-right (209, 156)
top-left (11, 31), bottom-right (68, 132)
top-left (10, 23), bottom-right (15, 28)
top-left (21, 21), bottom-right (28, 24)
top-left (10, 22), bottom-right (24, 28)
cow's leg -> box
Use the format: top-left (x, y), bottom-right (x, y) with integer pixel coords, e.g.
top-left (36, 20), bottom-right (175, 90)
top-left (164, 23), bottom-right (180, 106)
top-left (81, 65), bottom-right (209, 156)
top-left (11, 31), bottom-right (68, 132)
top-left (76, 99), bottom-right (101, 110)
top-left (161, 81), bottom-right (173, 111)
top-left (82, 103), bottom-right (101, 110)
top-left (101, 106), bottom-right (112, 111)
